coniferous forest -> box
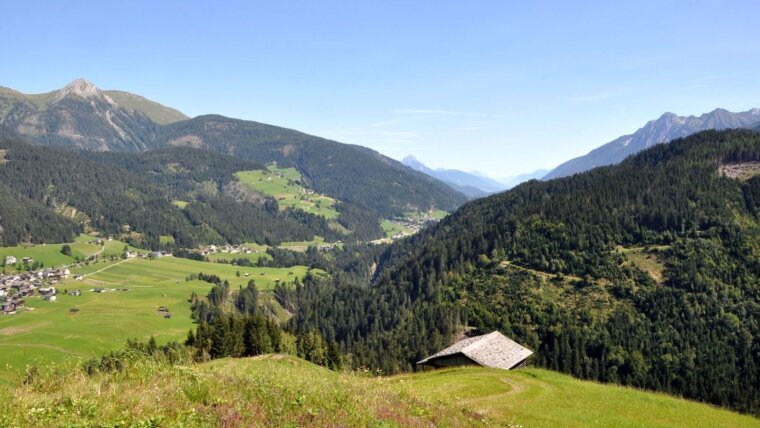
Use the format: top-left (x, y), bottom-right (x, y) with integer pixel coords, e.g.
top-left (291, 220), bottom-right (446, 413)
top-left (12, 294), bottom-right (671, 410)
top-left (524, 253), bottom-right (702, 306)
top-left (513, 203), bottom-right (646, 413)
top-left (3, 120), bottom-right (760, 415)
top-left (280, 129), bottom-right (760, 414)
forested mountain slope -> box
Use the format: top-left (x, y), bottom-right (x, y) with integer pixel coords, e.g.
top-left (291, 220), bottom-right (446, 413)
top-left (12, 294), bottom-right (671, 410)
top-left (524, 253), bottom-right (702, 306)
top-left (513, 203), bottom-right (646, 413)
top-left (156, 115), bottom-right (465, 217)
top-left (0, 80), bottom-right (466, 219)
top-left (285, 129), bottom-right (760, 415)
top-left (0, 137), bottom-right (344, 247)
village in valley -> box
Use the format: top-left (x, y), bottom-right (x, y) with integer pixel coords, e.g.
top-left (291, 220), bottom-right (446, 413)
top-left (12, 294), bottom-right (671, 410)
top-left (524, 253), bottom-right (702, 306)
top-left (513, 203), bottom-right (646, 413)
top-left (0, 258), bottom-right (70, 315)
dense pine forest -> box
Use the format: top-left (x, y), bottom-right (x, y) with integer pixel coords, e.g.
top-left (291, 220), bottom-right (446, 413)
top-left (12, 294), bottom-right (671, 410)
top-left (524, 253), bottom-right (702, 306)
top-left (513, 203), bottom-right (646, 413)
top-left (281, 129), bottom-right (760, 415)
top-left (0, 134), bottom-right (407, 247)
top-left (155, 116), bottom-right (467, 218)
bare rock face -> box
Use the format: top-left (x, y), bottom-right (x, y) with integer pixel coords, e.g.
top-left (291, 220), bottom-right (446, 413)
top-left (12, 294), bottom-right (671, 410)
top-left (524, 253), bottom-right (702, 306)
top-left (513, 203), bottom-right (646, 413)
top-left (56, 79), bottom-right (100, 100)
top-left (0, 79), bottom-right (159, 151)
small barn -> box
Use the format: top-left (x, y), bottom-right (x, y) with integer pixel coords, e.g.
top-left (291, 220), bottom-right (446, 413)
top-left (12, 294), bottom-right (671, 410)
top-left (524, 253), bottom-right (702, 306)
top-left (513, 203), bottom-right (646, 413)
top-left (416, 331), bottom-right (533, 370)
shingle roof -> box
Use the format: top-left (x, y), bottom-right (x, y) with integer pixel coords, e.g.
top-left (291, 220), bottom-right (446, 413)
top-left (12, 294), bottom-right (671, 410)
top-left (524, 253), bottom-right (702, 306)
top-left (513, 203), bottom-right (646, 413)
top-left (416, 331), bottom-right (533, 370)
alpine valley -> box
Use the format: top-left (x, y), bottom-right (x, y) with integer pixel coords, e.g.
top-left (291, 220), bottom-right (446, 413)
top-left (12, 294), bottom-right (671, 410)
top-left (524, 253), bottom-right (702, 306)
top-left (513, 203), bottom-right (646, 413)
top-left (0, 79), bottom-right (759, 427)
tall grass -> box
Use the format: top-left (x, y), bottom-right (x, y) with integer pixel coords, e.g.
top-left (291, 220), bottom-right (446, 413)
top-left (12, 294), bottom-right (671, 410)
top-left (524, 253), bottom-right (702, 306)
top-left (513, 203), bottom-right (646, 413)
top-left (0, 353), bottom-right (476, 427)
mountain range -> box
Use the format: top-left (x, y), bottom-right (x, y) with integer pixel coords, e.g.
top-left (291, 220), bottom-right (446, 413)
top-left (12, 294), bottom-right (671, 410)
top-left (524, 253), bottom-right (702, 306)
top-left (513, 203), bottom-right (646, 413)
top-left (544, 107), bottom-right (760, 179)
top-left (401, 155), bottom-right (506, 197)
top-left (0, 80), bottom-right (466, 225)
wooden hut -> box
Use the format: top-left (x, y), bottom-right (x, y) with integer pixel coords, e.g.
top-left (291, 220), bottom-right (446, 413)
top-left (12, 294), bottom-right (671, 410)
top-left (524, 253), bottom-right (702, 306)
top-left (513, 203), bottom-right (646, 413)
top-left (416, 331), bottom-right (533, 370)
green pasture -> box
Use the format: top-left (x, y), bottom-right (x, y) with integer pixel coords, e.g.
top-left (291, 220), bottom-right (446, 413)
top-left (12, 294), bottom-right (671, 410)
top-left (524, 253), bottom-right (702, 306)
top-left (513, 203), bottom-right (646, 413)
top-left (236, 165), bottom-right (340, 219)
top-left (381, 220), bottom-right (413, 238)
top-left (0, 255), bottom-right (316, 379)
top-left (171, 199), bottom-right (188, 209)
top-left (277, 236), bottom-right (326, 252)
top-left (392, 367), bottom-right (759, 427)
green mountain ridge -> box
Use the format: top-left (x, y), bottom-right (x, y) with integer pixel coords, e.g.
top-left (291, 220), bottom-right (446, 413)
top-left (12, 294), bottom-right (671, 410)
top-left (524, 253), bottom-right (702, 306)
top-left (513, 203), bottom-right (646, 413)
top-left (0, 136), bottom-right (348, 248)
top-left (283, 129), bottom-right (760, 415)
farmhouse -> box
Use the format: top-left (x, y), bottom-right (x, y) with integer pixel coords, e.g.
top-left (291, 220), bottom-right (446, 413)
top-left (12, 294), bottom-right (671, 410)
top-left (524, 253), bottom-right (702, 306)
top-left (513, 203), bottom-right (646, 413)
top-left (416, 331), bottom-right (533, 370)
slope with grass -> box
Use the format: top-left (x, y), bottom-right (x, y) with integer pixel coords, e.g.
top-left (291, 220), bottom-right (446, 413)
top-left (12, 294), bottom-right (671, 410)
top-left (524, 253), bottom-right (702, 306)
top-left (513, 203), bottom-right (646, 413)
top-left (0, 256), bottom-right (318, 378)
top-left (393, 366), bottom-right (760, 427)
top-left (2, 355), bottom-right (757, 427)
top-left (0, 234), bottom-right (142, 272)
top-left (236, 165), bottom-right (339, 219)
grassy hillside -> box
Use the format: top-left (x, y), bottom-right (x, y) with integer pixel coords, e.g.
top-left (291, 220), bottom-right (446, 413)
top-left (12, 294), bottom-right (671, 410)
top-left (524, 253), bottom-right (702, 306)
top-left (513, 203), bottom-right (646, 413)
top-left (158, 115), bottom-right (467, 218)
top-left (1, 355), bottom-right (756, 427)
top-left (103, 90), bottom-right (188, 124)
top-left (0, 254), bottom-right (317, 379)
top-left (236, 164), bottom-right (340, 219)
top-left (0, 234), bottom-right (140, 271)
top-left (395, 367), bottom-right (760, 427)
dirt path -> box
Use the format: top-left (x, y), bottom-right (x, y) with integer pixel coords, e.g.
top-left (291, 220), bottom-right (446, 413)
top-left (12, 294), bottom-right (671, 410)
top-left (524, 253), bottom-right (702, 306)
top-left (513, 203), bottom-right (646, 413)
top-left (81, 255), bottom-right (137, 279)
top-left (500, 377), bottom-right (527, 395)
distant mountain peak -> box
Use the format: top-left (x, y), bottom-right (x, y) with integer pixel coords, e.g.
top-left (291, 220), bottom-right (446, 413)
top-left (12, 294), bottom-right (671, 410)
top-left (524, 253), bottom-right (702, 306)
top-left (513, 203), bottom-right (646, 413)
top-left (402, 154), bottom-right (506, 198)
top-left (59, 78), bottom-right (100, 99)
top-left (544, 107), bottom-right (760, 180)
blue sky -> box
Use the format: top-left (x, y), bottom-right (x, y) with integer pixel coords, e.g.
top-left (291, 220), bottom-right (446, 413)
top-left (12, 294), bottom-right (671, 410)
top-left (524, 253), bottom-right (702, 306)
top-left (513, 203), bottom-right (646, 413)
top-left (2, 1), bottom-right (760, 177)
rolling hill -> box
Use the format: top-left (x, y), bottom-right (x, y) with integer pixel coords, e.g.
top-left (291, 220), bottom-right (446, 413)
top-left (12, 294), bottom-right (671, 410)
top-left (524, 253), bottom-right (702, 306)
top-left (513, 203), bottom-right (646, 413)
top-left (284, 129), bottom-right (760, 415)
top-left (4, 354), bottom-right (756, 427)
top-left (545, 107), bottom-right (760, 179)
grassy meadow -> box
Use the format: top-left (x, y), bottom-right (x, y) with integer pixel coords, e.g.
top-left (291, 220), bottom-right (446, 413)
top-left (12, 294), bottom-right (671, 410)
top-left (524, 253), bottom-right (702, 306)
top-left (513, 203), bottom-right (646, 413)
top-left (0, 354), bottom-right (756, 427)
top-left (381, 220), bottom-right (413, 238)
top-left (0, 234), bottom-right (141, 272)
top-left (0, 252), bottom-right (316, 380)
top-left (392, 367), bottom-right (760, 427)
top-left (236, 165), bottom-right (339, 219)
top-left (278, 236), bottom-right (326, 252)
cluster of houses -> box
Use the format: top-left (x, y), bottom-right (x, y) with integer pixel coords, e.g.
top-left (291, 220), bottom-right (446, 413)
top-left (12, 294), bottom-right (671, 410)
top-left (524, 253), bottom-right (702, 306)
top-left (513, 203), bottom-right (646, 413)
top-left (198, 244), bottom-right (259, 256)
top-left (0, 267), bottom-right (71, 315)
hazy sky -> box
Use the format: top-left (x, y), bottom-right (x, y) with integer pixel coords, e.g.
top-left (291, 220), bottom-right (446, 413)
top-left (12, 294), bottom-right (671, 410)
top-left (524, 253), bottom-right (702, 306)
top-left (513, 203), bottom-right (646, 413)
top-left (2, 1), bottom-right (760, 177)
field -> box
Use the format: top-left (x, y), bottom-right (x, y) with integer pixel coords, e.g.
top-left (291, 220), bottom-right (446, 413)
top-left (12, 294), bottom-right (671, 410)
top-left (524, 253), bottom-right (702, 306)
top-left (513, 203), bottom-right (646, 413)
top-left (1, 355), bottom-right (756, 427)
top-left (381, 220), bottom-right (413, 238)
top-left (236, 165), bottom-right (339, 219)
top-left (0, 256), bottom-right (316, 379)
top-left (278, 236), bottom-right (326, 252)
top-left (207, 251), bottom-right (272, 264)
top-left (615, 245), bottom-right (669, 283)
top-left (392, 366), bottom-right (759, 427)
top-left (0, 234), bottom-right (139, 271)
top-left (403, 209), bottom-right (448, 221)
top-left (171, 199), bottom-right (189, 209)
